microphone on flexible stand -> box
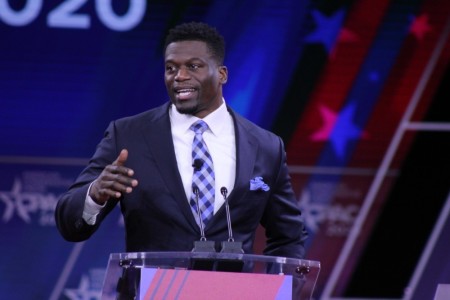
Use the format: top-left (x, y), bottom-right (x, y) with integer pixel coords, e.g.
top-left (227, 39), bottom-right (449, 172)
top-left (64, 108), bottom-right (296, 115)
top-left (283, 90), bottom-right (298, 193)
top-left (190, 174), bottom-right (215, 270)
top-left (191, 186), bottom-right (215, 252)
top-left (219, 187), bottom-right (244, 253)
top-left (217, 187), bottom-right (244, 272)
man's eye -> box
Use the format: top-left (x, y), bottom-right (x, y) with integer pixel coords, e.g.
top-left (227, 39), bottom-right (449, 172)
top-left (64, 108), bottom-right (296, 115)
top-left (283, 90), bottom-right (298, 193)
top-left (166, 65), bottom-right (175, 72)
top-left (189, 64), bottom-right (200, 69)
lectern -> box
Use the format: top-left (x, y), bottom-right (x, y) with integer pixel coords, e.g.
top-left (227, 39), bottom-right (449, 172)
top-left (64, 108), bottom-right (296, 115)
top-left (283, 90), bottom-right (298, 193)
top-left (101, 252), bottom-right (320, 300)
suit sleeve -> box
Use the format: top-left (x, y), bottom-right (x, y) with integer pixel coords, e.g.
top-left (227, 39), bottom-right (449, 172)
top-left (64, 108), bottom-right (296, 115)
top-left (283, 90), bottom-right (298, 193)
top-left (260, 136), bottom-right (308, 259)
top-left (54, 121), bottom-right (120, 242)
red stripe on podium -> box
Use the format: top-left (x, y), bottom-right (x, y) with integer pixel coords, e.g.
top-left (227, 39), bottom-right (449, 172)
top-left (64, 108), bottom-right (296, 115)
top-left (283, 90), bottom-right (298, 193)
top-left (141, 268), bottom-right (291, 300)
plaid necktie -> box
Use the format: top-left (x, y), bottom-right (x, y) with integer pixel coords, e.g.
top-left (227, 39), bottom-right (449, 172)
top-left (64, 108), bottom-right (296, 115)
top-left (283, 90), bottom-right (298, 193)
top-left (190, 120), bottom-right (215, 227)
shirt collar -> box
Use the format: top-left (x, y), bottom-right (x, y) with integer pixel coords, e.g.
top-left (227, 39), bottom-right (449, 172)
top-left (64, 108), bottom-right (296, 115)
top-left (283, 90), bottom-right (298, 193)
top-left (170, 99), bottom-right (229, 136)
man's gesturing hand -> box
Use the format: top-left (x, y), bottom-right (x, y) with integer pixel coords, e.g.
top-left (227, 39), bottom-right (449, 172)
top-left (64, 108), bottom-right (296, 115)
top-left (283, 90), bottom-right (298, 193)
top-left (89, 149), bottom-right (138, 205)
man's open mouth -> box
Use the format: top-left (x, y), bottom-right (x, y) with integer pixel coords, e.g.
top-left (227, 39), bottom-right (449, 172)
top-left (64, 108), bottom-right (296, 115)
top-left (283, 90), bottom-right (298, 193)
top-left (175, 88), bottom-right (197, 99)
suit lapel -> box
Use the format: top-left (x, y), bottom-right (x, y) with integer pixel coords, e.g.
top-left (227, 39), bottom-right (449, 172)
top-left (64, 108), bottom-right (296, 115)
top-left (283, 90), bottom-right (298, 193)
top-left (231, 113), bottom-right (259, 199)
top-left (206, 109), bottom-right (259, 229)
top-left (140, 103), bottom-right (199, 231)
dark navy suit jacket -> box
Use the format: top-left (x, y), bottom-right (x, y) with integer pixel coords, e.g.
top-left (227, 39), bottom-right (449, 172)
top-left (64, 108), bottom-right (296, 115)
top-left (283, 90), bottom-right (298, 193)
top-left (55, 102), bottom-right (308, 259)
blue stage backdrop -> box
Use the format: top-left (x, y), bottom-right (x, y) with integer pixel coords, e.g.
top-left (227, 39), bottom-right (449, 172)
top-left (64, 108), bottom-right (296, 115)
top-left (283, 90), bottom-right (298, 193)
top-left (1, 1), bottom-right (450, 299)
top-left (1, 1), bottom-right (313, 299)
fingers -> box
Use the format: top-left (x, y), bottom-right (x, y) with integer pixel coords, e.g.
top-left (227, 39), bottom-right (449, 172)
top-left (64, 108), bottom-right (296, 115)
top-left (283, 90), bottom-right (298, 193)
top-left (115, 149), bottom-right (129, 167)
top-left (89, 149), bottom-right (138, 204)
top-left (110, 149), bottom-right (134, 178)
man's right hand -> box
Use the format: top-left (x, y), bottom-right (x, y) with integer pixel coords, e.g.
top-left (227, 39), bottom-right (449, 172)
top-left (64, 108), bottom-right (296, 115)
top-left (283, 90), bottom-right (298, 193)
top-left (89, 149), bottom-right (138, 205)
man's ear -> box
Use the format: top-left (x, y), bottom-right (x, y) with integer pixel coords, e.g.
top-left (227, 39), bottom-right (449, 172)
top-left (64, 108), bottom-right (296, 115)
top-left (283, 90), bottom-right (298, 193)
top-left (219, 66), bottom-right (228, 84)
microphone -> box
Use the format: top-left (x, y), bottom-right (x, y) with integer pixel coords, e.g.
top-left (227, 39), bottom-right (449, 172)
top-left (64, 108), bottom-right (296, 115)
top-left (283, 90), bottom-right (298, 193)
top-left (192, 159), bottom-right (203, 171)
top-left (219, 187), bottom-right (244, 254)
top-left (191, 162), bottom-right (214, 252)
top-left (192, 186), bottom-right (208, 243)
top-left (190, 186), bottom-right (215, 270)
top-left (216, 186), bottom-right (244, 272)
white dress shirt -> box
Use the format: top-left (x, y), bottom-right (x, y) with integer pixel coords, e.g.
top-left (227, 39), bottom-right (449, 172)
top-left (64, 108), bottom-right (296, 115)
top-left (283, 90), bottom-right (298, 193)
top-left (82, 100), bottom-right (236, 224)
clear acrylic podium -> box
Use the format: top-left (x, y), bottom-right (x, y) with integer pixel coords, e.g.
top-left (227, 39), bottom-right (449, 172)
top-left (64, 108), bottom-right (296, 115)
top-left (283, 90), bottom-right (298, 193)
top-left (101, 251), bottom-right (320, 300)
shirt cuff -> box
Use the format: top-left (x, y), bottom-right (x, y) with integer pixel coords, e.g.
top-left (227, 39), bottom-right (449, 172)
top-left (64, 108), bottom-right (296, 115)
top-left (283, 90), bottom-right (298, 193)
top-left (82, 181), bottom-right (105, 225)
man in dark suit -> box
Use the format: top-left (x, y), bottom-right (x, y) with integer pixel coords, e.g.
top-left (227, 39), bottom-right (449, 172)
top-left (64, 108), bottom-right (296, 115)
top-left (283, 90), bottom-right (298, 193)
top-left (55, 22), bottom-right (308, 259)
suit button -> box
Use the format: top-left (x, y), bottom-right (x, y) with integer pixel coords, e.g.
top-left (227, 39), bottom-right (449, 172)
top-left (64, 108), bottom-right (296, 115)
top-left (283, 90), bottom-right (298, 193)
top-left (75, 219), bottom-right (83, 230)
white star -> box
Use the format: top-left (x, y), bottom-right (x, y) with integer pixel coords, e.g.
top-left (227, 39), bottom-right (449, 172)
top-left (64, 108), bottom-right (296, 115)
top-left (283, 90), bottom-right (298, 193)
top-left (64, 275), bottom-right (101, 300)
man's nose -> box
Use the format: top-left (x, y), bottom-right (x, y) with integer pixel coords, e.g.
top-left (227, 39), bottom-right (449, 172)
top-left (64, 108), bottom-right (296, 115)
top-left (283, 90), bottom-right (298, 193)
top-left (175, 67), bottom-right (190, 81)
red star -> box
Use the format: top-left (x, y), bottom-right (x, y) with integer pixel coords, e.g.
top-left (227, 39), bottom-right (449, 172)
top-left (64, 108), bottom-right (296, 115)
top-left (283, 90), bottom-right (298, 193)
top-left (410, 13), bottom-right (432, 41)
top-left (330, 28), bottom-right (359, 59)
top-left (310, 104), bottom-right (337, 141)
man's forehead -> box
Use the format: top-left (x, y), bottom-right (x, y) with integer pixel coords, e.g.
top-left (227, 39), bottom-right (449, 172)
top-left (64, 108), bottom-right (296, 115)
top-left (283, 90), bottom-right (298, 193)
top-left (165, 41), bottom-right (213, 61)
top-left (166, 40), bottom-right (210, 52)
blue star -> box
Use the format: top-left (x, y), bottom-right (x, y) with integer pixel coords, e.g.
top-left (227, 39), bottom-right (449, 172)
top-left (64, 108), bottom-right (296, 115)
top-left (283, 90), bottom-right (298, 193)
top-left (304, 9), bottom-right (346, 53)
top-left (329, 102), bottom-right (366, 158)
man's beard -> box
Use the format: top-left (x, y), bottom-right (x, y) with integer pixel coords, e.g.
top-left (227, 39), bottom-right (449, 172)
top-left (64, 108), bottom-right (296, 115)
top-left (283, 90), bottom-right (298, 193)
top-left (174, 102), bottom-right (199, 116)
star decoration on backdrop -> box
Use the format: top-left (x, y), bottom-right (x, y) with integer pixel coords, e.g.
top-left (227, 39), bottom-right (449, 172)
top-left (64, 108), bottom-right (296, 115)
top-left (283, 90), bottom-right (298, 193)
top-left (304, 9), bottom-right (347, 53)
top-left (63, 275), bottom-right (101, 300)
top-left (310, 103), bottom-right (369, 158)
top-left (311, 104), bottom-right (337, 141)
top-left (409, 13), bottom-right (432, 41)
top-left (330, 27), bottom-right (359, 59)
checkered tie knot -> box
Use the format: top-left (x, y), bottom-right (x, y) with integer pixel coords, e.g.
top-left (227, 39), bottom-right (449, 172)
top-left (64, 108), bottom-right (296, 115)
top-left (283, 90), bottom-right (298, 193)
top-left (190, 120), bottom-right (215, 227)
